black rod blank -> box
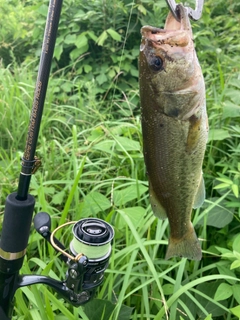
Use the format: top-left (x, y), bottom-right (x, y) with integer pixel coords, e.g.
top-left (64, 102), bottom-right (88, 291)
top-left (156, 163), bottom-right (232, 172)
top-left (17, 0), bottom-right (63, 200)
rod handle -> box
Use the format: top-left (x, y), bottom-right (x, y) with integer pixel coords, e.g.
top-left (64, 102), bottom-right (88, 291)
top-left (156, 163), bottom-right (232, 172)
top-left (0, 192), bottom-right (35, 271)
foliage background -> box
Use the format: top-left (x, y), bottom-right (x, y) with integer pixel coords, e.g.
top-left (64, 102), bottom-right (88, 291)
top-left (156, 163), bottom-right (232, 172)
top-left (0, 0), bottom-right (240, 319)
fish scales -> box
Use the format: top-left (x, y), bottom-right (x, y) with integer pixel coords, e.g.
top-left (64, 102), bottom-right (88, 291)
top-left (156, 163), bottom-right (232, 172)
top-left (139, 4), bottom-right (208, 260)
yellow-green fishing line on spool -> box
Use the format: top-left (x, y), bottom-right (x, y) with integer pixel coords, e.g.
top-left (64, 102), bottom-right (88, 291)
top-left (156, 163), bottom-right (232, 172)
top-left (70, 237), bottom-right (111, 259)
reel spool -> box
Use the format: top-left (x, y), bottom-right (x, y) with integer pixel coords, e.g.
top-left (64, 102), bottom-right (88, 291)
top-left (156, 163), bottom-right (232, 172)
top-left (70, 218), bottom-right (114, 259)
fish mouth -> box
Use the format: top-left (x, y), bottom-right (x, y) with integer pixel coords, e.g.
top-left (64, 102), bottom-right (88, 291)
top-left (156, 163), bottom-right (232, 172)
top-left (164, 4), bottom-right (190, 31)
top-left (140, 4), bottom-right (192, 47)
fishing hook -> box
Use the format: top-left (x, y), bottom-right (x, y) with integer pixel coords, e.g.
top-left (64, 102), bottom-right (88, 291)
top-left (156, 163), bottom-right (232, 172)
top-left (166, 0), bottom-right (204, 21)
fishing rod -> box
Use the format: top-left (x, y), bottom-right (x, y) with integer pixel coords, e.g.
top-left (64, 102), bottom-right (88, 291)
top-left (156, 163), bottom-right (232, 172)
top-left (0, 0), bottom-right (114, 319)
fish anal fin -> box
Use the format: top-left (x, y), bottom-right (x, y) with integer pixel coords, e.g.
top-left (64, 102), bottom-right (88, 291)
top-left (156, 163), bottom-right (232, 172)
top-left (193, 174), bottom-right (205, 209)
top-left (149, 182), bottom-right (167, 220)
top-left (165, 223), bottom-right (202, 260)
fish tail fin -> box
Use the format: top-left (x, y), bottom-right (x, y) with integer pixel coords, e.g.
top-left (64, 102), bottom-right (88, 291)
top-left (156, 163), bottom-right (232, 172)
top-left (165, 224), bottom-right (202, 261)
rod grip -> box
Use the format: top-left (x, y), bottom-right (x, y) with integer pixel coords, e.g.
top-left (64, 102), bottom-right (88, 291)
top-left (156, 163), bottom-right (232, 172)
top-left (0, 192), bottom-right (35, 256)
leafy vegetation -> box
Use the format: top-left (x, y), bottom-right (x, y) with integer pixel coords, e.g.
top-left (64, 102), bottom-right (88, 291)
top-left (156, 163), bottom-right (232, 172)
top-left (0, 0), bottom-right (240, 319)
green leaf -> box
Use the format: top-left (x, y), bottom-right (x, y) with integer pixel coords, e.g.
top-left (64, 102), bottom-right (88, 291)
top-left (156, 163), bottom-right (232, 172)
top-left (93, 140), bottom-right (115, 153)
top-left (214, 283), bottom-right (233, 301)
top-left (113, 184), bottom-right (147, 206)
top-left (44, 290), bottom-right (75, 320)
top-left (107, 28), bottom-right (121, 41)
top-left (137, 4), bottom-right (147, 15)
top-left (204, 315), bottom-right (213, 320)
top-left (61, 81), bottom-right (73, 93)
top-left (233, 251), bottom-right (240, 260)
top-left (213, 182), bottom-right (230, 189)
top-left (108, 68), bottom-right (116, 79)
top-left (230, 305), bottom-right (240, 317)
top-left (96, 30), bottom-right (108, 46)
top-left (232, 285), bottom-right (240, 304)
top-left (222, 101), bottom-right (240, 119)
top-left (197, 198), bottom-right (233, 228)
top-left (216, 265), bottom-right (236, 285)
top-left (45, 292), bottom-right (54, 320)
top-left (130, 68), bottom-right (138, 77)
top-left (51, 190), bottom-right (65, 205)
top-left (84, 299), bottom-right (133, 320)
top-left (192, 281), bottom-right (228, 318)
top-left (233, 234), bottom-right (240, 253)
top-left (64, 34), bottom-right (77, 44)
top-left (221, 252), bottom-right (235, 259)
top-left (93, 137), bottom-right (140, 153)
top-left (87, 127), bottom-right (104, 142)
top-left (216, 177), bottom-right (233, 184)
top-left (80, 192), bottom-right (111, 217)
top-left (87, 30), bottom-right (97, 41)
top-left (54, 44), bottom-right (63, 60)
top-left (115, 136), bottom-right (140, 151)
top-left (232, 184), bottom-right (239, 198)
top-left (96, 72), bottom-right (108, 85)
top-left (30, 309), bottom-right (42, 320)
top-left (70, 46), bottom-right (88, 60)
top-left (230, 260), bottom-right (240, 270)
top-left (206, 206), bottom-right (233, 228)
top-left (83, 64), bottom-right (92, 73)
top-left (162, 284), bottom-right (174, 295)
top-left (38, 4), bottom-right (48, 15)
top-left (117, 206), bottom-right (146, 230)
top-left (76, 33), bottom-right (88, 48)
top-left (208, 129), bottom-right (230, 142)
top-left (14, 290), bottom-right (31, 319)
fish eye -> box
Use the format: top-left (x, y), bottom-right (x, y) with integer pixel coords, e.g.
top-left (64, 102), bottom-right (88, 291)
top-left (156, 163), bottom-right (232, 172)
top-left (150, 56), bottom-right (163, 71)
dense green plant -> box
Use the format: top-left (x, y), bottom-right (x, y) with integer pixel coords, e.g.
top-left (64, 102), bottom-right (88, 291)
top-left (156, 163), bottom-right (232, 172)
top-left (0, 0), bottom-right (240, 319)
top-left (33, 0), bottom-right (167, 93)
top-left (0, 0), bottom-right (36, 66)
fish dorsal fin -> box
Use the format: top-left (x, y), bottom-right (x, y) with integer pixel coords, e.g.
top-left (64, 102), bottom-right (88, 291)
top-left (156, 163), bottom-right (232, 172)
top-left (149, 181), bottom-right (168, 219)
top-left (193, 174), bottom-right (205, 209)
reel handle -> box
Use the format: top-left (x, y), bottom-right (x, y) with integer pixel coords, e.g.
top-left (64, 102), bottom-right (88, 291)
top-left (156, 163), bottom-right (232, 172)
top-left (34, 212), bottom-right (68, 263)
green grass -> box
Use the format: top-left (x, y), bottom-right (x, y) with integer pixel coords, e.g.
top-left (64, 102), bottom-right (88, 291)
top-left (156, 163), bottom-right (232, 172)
top-left (0, 0), bottom-right (240, 319)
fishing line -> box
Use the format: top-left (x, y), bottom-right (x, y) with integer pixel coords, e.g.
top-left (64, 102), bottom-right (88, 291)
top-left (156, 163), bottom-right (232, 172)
top-left (109, 0), bottom-right (135, 106)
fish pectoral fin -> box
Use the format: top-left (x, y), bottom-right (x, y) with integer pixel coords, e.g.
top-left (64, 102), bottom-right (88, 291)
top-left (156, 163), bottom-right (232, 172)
top-left (186, 115), bottom-right (202, 153)
top-left (149, 182), bottom-right (168, 220)
top-left (193, 174), bottom-right (205, 209)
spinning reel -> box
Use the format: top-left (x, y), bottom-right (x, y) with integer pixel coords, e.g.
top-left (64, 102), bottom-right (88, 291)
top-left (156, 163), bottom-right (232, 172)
top-left (34, 212), bottom-right (114, 306)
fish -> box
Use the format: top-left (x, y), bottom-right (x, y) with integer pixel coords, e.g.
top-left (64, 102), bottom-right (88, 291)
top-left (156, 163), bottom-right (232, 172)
top-left (139, 4), bottom-right (208, 260)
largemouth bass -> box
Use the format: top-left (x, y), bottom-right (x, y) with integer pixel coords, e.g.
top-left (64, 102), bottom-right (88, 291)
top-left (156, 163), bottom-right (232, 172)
top-left (139, 4), bottom-right (208, 260)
